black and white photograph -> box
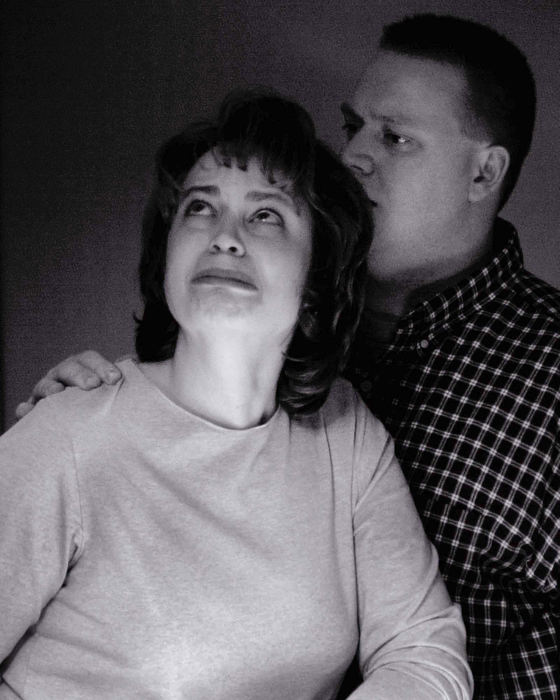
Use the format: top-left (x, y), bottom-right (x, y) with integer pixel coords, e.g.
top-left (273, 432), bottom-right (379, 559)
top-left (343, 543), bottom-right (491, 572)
top-left (1, 1), bottom-right (559, 698)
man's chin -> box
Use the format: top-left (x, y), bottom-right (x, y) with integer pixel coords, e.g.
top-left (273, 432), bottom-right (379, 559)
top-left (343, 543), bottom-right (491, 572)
top-left (366, 258), bottom-right (428, 289)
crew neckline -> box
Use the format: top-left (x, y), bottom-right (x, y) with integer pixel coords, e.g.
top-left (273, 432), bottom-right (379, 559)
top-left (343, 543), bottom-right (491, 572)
top-left (120, 358), bottom-right (283, 435)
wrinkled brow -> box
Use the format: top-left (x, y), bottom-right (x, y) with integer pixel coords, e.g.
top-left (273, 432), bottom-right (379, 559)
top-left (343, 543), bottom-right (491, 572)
top-left (182, 185), bottom-right (302, 214)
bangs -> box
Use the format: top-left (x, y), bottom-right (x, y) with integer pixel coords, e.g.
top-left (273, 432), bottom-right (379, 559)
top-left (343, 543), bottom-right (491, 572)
top-left (213, 90), bottom-right (316, 195)
top-left (159, 90), bottom-right (318, 202)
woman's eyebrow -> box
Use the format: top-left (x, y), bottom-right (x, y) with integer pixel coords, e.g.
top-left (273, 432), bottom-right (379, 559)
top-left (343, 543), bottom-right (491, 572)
top-left (183, 185), bottom-right (219, 197)
top-left (246, 190), bottom-right (301, 215)
top-left (181, 185), bottom-right (301, 214)
top-left (246, 190), bottom-right (293, 205)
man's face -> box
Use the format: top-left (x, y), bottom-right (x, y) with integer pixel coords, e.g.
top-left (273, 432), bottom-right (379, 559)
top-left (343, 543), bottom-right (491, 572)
top-left (341, 50), bottom-right (485, 287)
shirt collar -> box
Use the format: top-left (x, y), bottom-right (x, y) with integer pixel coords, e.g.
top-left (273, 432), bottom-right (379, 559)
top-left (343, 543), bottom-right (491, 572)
top-left (392, 218), bottom-right (524, 346)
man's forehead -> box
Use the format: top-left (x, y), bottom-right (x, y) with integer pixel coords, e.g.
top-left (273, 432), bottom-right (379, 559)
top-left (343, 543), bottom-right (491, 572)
top-left (349, 50), bottom-right (467, 129)
top-left (342, 100), bottom-right (421, 129)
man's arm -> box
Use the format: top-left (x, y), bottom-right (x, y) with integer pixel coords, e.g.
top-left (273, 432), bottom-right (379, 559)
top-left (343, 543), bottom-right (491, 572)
top-left (15, 351), bottom-right (121, 419)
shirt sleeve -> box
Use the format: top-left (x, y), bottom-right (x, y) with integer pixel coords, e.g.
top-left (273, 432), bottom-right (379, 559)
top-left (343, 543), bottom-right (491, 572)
top-left (348, 399), bottom-right (473, 700)
top-left (0, 400), bottom-right (84, 665)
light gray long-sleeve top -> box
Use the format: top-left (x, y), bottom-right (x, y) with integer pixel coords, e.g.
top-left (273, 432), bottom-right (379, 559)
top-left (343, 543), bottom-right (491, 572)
top-left (0, 359), bottom-right (472, 699)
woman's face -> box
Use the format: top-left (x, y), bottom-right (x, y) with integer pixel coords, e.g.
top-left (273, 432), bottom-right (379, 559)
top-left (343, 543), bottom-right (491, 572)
top-left (164, 151), bottom-right (313, 344)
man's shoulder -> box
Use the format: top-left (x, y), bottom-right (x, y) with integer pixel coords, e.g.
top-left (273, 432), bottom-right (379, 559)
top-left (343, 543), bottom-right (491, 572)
top-left (513, 268), bottom-right (560, 318)
top-left (461, 269), bottom-right (560, 401)
top-left (485, 219), bottom-right (560, 328)
top-left (484, 267), bottom-right (560, 344)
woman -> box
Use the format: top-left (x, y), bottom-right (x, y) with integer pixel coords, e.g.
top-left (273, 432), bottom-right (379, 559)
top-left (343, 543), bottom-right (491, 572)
top-left (0, 90), bottom-right (472, 698)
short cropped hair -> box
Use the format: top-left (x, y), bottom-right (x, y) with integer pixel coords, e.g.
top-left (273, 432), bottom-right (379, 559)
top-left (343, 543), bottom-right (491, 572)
top-left (381, 14), bottom-right (536, 207)
top-left (135, 89), bottom-right (373, 416)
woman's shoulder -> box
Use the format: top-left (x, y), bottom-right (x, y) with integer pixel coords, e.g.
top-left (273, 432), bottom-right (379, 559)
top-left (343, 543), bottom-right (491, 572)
top-left (298, 377), bottom-right (394, 469)
top-left (320, 377), bottom-right (388, 436)
top-left (6, 359), bottom-right (139, 440)
top-left (0, 359), bottom-right (145, 491)
top-left (295, 378), bottom-right (397, 495)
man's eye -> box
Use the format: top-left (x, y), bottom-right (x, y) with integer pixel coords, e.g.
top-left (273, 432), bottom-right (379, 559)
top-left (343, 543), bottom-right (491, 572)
top-left (184, 200), bottom-right (214, 217)
top-left (383, 131), bottom-right (412, 148)
top-left (250, 209), bottom-right (284, 226)
top-left (342, 122), bottom-right (360, 140)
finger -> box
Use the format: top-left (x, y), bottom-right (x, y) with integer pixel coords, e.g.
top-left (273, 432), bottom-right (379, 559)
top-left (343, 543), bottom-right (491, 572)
top-left (31, 377), bottom-right (74, 402)
top-left (70, 350), bottom-right (122, 384)
top-left (44, 357), bottom-right (105, 389)
top-left (15, 400), bottom-right (35, 420)
top-left (14, 379), bottom-right (65, 418)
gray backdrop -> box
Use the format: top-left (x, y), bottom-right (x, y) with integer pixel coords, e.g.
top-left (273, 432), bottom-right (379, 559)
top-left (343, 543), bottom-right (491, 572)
top-left (2, 0), bottom-right (559, 427)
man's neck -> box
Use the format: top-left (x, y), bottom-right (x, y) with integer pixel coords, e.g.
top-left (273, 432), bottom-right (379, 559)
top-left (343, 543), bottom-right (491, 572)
top-left (359, 307), bottom-right (401, 345)
top-left (366, 236), bottom-right (496, 320)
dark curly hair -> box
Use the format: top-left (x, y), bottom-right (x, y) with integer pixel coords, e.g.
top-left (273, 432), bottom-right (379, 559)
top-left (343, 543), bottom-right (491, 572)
top-left (135, 89), bottom-right (373, 416)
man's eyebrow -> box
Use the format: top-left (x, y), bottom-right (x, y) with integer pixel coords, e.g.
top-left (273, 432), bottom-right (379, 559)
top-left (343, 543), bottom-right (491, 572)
top-left (341, 101), bottom-right (424, 128)
top-left (375, 112), bottom-right (421, 127)
top-left (340, 102), bottom-right (363, 123)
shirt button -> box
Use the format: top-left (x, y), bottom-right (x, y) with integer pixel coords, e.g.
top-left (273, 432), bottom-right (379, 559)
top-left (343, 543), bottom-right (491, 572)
top-left (360, 380), bottom-right (372, 392)
top-left (419, 339), bottom-right (429, 350)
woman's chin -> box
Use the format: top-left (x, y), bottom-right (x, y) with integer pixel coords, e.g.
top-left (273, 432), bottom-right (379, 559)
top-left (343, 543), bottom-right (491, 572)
top-left (187, 284), bottom-right (257, 314)
top-left (177, 299), bottom-right (262, 334)
top-left (175, 288), bottom-right (300, 340)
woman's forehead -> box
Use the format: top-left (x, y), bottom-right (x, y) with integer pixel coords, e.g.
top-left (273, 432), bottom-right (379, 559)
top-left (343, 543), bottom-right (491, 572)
top-left (182, 149), bottom-right (294, 193)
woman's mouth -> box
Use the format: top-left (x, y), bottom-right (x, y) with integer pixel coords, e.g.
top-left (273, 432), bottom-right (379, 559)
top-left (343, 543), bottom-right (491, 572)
top-left (191, 268), bottom-right (257, 290)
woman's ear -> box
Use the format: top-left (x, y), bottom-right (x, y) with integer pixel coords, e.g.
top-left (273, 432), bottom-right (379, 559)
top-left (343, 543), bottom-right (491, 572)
top-left (469, 145), bottom-right (510, 203)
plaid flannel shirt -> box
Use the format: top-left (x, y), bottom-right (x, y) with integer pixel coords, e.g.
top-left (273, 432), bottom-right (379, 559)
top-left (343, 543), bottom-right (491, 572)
top-left (347, 219), bottom-right (560, 699)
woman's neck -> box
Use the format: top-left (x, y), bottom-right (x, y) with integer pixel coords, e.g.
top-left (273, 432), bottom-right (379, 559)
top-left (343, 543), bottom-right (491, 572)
top-left (141, 330), bottom-right (285, 430)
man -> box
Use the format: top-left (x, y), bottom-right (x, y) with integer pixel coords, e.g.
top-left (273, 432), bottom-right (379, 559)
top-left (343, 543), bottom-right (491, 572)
top-left (15, 14), bottom-right (560, 699)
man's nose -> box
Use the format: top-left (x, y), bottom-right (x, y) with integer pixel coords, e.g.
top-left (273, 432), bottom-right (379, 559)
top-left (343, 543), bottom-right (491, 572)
top-left (208, 218), bottom-right (246, 257)
top-left (341, 132), bottom-right (375, 177)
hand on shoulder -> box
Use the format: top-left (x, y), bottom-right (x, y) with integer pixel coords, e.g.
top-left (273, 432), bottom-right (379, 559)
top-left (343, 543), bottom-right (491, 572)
top-left (15, 351), bottom-right (122, 420)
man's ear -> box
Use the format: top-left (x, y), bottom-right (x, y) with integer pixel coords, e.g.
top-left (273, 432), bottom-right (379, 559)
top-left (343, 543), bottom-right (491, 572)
top-left (469, 145), bottom-right (510, 203)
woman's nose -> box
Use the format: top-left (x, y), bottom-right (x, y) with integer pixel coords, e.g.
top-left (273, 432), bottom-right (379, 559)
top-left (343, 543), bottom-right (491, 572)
top-left (209, 219), bottom-right (246, 256)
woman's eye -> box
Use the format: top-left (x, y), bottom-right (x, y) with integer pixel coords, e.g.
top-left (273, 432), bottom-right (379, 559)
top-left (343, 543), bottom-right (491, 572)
top-left (250, 209), bottom-right (284, 227)
top-left (184, 200), bottom-right (214, 217)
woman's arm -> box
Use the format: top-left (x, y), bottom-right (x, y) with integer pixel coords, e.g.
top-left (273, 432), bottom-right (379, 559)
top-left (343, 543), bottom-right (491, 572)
top-left (349, 407), bottom-right (473, 699)
top-left (0, 401), bottom-right (83, 663)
